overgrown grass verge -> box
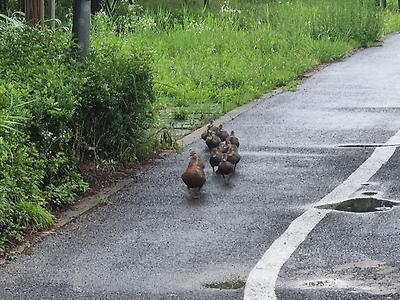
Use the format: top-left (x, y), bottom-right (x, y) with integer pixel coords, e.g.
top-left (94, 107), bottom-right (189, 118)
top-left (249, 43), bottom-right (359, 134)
top-left (97, 0), bottom-right (400, 133)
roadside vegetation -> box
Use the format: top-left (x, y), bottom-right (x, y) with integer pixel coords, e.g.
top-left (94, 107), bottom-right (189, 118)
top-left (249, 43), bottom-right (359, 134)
top-left (1, 0), bottom-right (400, 255)
top-left (94, 0), bottom-right (400, 129)
top-left (0, 21), bottom-right (157, 254)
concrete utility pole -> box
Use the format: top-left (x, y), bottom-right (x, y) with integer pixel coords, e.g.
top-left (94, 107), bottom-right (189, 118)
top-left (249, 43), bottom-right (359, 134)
top-left (50, 0), bottom-right (55, 29)
top-left (72, 0), bottom-right (91, 58)
top-left (24, 0), bottom-right (44, 27)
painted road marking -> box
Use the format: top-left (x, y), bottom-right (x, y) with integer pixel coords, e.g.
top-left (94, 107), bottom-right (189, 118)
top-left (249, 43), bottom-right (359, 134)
top-left (243, 129), bottom-right (400, 300)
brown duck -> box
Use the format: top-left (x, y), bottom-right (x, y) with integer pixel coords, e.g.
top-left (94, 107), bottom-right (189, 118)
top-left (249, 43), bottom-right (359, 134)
top-left (209, 147), bottom-right (223, 172)
top-left (227, 148), bottom-right (241, 170)
top-left (190, 150), bottom-right (205, 169)
top-left (201, 121), bottom-right (219, 140)
top-left (206, 132), bottom-right (221, 149)
top-left (208, 120), bottom-right (220, 134)
top-left (201, 126), bottom-right (212, 141)
top-left (217, 124), bottom-right (229, 142)
top-left (217, 154), bottom-right (235, 183)
top-left (222, 140), bottom-right (238, 153)
top-left (226, 130), bottom-right (239, 148)
top-left (181, 151), bottom-right (206, 191)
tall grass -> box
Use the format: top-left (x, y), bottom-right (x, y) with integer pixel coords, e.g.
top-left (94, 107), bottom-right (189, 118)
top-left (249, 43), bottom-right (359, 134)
top-left (93, 0), bottom-right (399, 127)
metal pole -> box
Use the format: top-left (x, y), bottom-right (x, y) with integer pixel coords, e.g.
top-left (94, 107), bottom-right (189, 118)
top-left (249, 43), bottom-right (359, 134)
top-left (50, 0), bottom-right (55, 29)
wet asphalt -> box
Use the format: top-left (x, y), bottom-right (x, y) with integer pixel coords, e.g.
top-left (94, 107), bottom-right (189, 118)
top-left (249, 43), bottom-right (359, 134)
top-left (2, 35), bottom-right (400, 300)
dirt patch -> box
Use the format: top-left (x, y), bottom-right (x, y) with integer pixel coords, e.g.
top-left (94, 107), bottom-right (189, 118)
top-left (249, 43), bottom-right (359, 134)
top-left (79, 162), bottom-right (135, 196)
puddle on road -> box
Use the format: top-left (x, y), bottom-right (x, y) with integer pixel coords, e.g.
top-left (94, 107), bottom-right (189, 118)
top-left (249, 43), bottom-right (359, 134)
top-left (316, 197), bottom-right (400, 213)
top-left (203, 279), bottom-right (245, 290)
top-left (337, 143), bottom-right (400, 148)
top-left (291, 276), bottom-right (400, 295)
top-left (362, 191), bottom-right (378, 196)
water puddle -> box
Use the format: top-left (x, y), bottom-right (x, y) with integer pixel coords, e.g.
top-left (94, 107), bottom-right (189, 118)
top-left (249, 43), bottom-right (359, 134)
top-left (316, 197), bottom-right (400, 213)
top-left (337, 143), bottom-right (400, 148)
top-left (203, 279), bottom-right (245, 290)
top-left (290, 276), bottom-right (400, 295)
top-left (362, 191), bottom-right (378, 196)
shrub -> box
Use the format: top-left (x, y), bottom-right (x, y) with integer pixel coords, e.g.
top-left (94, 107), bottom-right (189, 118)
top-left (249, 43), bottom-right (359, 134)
top-left (0, 26), bottom-right (156, 249)
top-left (77, 36), bottom-right (155, 161)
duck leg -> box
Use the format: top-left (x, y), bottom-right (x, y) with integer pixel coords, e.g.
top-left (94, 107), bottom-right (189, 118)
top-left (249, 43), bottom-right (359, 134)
top-left (223, 174), bottom-right (230, 185)
top-left (193, 188), bottom-right (201, 199)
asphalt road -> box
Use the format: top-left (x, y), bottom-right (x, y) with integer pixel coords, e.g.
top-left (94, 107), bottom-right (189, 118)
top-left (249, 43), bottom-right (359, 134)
top-left (2, 34), bottom-right (400, 300)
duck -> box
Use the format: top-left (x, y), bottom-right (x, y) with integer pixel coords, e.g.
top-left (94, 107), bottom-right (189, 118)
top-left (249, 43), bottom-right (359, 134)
top-left (201, 126), bottom-right (212, 141)
top-left (217, 154), bottom-right (235, 183)
top-left (217, 124), bottom-right (229, 142)
top-left (201, 121), bottom-right (219, 140)
top-left (226, 130), bottom-right (239, 148)
top-left (190, 150), bottom-right (205, 169)
top-left (227, 148), bottom-right (240, 170)
top-left (206, 132), bottom-right (221, 149)
top-left (181, 151), bottom-right (206, 192)
top-left (208, 120), bottom-right (220, 134)
top-left (209, 147), bottom-right (223, 172)
top-left (221, 140), bottom-right (238, 153)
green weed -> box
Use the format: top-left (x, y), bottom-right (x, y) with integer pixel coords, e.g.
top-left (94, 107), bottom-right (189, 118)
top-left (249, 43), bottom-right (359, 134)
top-left (98, 198), bottom-right (112, 206)
top-left (15, 201), bottom-right (55, 230)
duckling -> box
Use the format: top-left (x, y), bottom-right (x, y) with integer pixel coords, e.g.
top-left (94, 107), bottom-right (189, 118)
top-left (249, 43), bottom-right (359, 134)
top-left (181, 151), bottom-right (206, 192)
top-left (217, 154), bottom-right (235, 183)
top-left (227, 148), bottom-right (241, 170)
top-left (209, 147), bottom-right (223, 172)
top-left (221, 140), bottom-right (229, 153)
top-left (226, 130), bottom-right (239, 148)
top-left (217, 124), bottom-right (229, 142)
top-left (206, 132), bottom-right (221, 149)
top-left (208, 120), bottom-right (220, 134)
top-left (201, 125), bottom-right (212, 141)
top-left (221, 140), bottom-right (238, 153)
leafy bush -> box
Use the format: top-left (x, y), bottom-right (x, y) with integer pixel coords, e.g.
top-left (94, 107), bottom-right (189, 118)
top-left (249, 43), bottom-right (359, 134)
top-left (0, 26), bottom-right (156, 249)
top-left (78, 36), bottom-right (155, 161)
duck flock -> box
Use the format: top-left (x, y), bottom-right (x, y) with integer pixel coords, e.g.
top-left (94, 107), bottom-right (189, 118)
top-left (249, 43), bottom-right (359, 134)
top-left (181, 121), bottom-right (240, 196)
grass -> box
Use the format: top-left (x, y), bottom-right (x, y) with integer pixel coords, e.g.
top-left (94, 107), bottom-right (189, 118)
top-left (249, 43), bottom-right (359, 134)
top-left (98, 198), bottom-right (112, 206)
top-left (93, 0), bottom-right (400, 134)
top-left (15, 201), bottom-right (55, 230)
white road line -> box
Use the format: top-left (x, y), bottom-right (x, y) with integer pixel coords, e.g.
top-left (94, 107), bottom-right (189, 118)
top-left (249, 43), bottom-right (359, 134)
top-left (243, 129), bottom-right (400, 300)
